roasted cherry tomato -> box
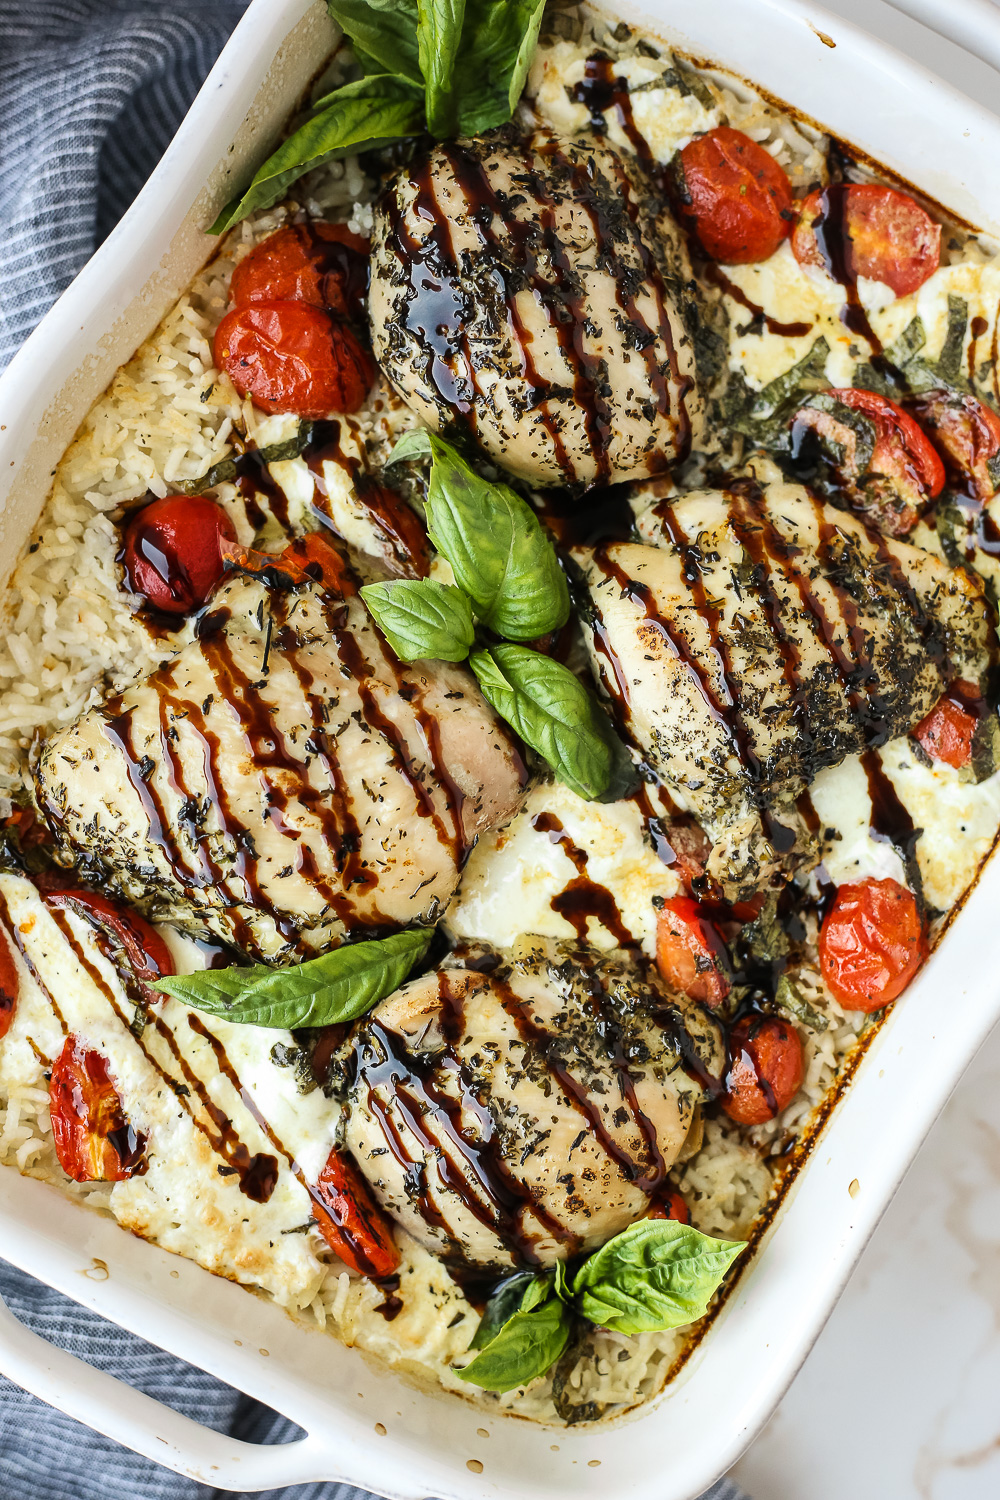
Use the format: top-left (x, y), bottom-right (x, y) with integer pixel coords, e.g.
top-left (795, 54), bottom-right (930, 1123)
top-left (909, 389), bottom-right (1000, 501)
top-left (675, 126), bottom-right (795, 263)
top-left (214, 302), bottom-right (375, 419)
top-left (230, 222), bottom-right (370, 321)
top-left (49, 1036), bottom-right (147, 1182)
top-left (723, 1015), bottom-right (804, 1126)
top-left (312, 1146), bottom-right (400, 1278)
top-left (122, 494), bottom-right (236, 616)
top-left (792, 387), bottom-right (944, 536)
top-left (0, 926), bottom-right (18, 1041)
top-left (646, 1189), bottom-right (691, 1225)
top-left (44, 890), bottom-right (175, 988)
top-left (912, 681), bottom-right (982, 769)
top-left (221, 530), bottom-right (355, 595)
top-left (792, 184), bottom-right (940, 298)
top-left (819, 877), bottom-right (927, 1011)
top-left (656, 896), bottom-right (731, 1007)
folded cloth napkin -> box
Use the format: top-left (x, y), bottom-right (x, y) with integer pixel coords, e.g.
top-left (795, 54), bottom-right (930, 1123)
top-left (0, 3), bottom-right (751, 1497)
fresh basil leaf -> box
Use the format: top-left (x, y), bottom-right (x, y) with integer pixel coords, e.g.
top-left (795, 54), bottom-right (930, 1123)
top-left (155, 929), bottom-right (432, 1028)
top-left (327, 0), bottom-right (422, 83)
top-left (775, 973), bottom-right (829, 1033)
top-left (469, 1270), bottom-right (546, 1351)
top-left (457, 1294), bottom-right (572, 1393)
top-left (210, 75), bottom-right (424, 234)
top-left (390, 431), bottom-right (569, 639)
top-left (571, 1219), bottom-right (745, 1336)
top-left (417, 0), bottom-right (466, 136)
top-left (360, 578), bottom-right (475, 661)
top-left (552, 1257), bottom-right (572, 1305)
top-left (470, 644), bottom-right (618, 800)
top-left (454, 0), bottom-right (546, 134)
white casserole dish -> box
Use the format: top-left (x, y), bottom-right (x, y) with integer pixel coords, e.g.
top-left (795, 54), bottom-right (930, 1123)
top-left (2, 0), bottom-right (1000, 1495)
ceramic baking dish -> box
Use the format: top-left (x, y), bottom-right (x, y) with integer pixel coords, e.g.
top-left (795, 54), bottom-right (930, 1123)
top-left (2, 0), bottom-right (1000, 1495)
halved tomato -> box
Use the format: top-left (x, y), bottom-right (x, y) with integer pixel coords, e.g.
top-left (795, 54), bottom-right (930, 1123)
top-left (0, 927), bottom-right (18, 1041)
top-left (49, 1036), bottom-right (147, 1182)
top-left (792, 387), bottom-right (944, 536)
top-left (912, 681), bottom-right (983, 769)
top-left (909, 389), bottom-right (1000, 501)
top-left (792, 184), bottom-right (940, 298)
top-left (44, 890), bottom-right (174, 988)
top-left (311, 1146), bottom-right (400, 1279)
top-left (656, 896), bottom-right (731, 1007)
top-left (675, 127), bottom-right (795, 264)
top-left (646, 1189), bottom-right (691, 1225)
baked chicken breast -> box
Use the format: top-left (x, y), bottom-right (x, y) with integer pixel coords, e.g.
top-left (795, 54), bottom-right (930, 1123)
top-left (575, 479), bottom-right (998, 896)
top-left (368, 129), bottom-right (702, 490)
top-left (341, 937), bottom-right (723, 1270)
top-left (34, 562), bottom-right (527, 960)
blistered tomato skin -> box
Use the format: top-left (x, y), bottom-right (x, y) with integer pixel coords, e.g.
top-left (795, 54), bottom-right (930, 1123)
top-left (792, 184), bottom-right (941, 298)
top-left (910, 390), bottom-right (1000, 501)
top-left (820, 877), bottom-right (927, 1011)
top-left (312, 1146), bottom-right (400, 1279)
top-left (229, 222), bottom-right (370, 321)
top-left (123, 495), bottom-right (237, 616)
top-left (0, 927), bottom-right (18, 1040)
top-left (676, 127), bottom-right (795, 264)
top-left (723, 1016), bottom-right (804, 1126)
top-left (44, 890), bottom-right (175, 988)
top-left (214, 303), bottom-right (376, 419)
top-left (49, 1037), bottom-right (147, 1182)
top-left (655, 896), bottom-right (732, 1007)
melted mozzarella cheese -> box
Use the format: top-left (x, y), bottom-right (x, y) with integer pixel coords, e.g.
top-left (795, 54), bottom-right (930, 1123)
top-left (0, 875), bottom-right (341, 1307)
top-left (448, 781), bottom-right (682, 955)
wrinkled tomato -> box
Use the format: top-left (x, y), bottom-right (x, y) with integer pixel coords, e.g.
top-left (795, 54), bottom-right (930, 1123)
top-left (214, 302), bottom-right (376, 419)
top-left (49, 1036), bottom-right (147, 1182)
top-left (792, 184), bottom-right (941, 298)
top-left (912, 681), bottom-right (982, 769)
top-left (311, 1146), bottom-right (400, 1278)
top-left (44, 890), bottom-right (175, 988)
top-left (819, 877), bottom-right (927, 1011)
top-left (230, 222), bottom-right (370, 321)
top-left (646, 1189), bottom-right (691, 1225)
top-left (656, 896), bottom-right (731, 1007)
top-left (723, 1015), bottom-right (804, 1126)
top-left (909, 389), bottom-right (1000, 501)
top-left (122, 494), bottom-right (237, 615)
top-left (676, 127), bottom-right (795, 263)
top-left (792, 386), bottom-right (944, 536)
top-left (220, 530), bottom-right (354, 595)
top-left (0, 926), bottom-right (18, 1041)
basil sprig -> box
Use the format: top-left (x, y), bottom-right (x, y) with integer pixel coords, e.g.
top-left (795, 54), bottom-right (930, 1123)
top-left (360, 578), bottom-right (474, 661)
top-left (457, 1220), bottom-right (745, 1393)
top-left (389, 429), bottom-right (570, 640)
top-left (154, 928), bottom-right (431, 1029)
top-left (210, 0), bottom-right (545, 234)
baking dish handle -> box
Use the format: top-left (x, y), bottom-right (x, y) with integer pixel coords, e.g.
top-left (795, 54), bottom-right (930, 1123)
top-left (879, 0), bottom-right (1000, 75)
top-left (0, 1292), bottom-right (331, 1491)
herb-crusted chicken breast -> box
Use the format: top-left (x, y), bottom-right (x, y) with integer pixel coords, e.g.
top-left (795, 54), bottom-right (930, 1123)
top-left (368, 129), bottom-right (702, 489)
top-left (574, 479), bottom-right (998, 896)
top-left (341, 937), bottom-right (723, 1270)
top-left (34, 564), bottom-right (527, 960)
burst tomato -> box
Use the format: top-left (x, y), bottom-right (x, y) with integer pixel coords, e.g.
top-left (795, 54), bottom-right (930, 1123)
top-left (646, 1189), bottom-right (691, 1225)
top-left (723, 1015), bottom-right (804, 1126)
top-left (912, 681), bottom-right (982, 769)
top-left (312, 1146), bottom-right (400, 1279)
top-left (792, 184), bottom-right (940, 298)
top-left (909, 390), bottom-right (1000, 501)
top-left (656, 896), bottom-right (731, 1007)
top-left (792, 386), bottom-right (944, 536)
top-left (122, 494), bottom-right (237, 615)
top-left (230, 222), bottom-right (370, 321)
top-left (819, 877), bottom-right (927, 1011)
top-left (214, 302), bottom-right (376, 419)
top-left (0, 927), bottom-right (18, 1041)
top-left (44, 890), bottom-right (175, 988)
top-left (676, 127), bottom-right (795, 263)
top-left (49, 1036), bottom-right (147, 1182)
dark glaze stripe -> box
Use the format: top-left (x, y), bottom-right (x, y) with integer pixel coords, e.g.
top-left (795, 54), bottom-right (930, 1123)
top-left (530, 811), bottom-right (637, 946)
top-left (304, 422), bottom-right (430, 578)
top-left (102, 702), bottom-right (193, 885)
top-left (860, 749), bottom-right (924, 900)
top-left (571, 52), bottom-right (657, 173)
top-left (0, 889), bottom-right (69, 1036)
top-left (812, 182), bottom-right (901, 382)
top-left (703, 264), bottom-right (812, 339)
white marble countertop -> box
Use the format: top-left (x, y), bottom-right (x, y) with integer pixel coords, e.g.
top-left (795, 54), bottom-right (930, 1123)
top-left (723, 9), bottom-right (1000, 1493)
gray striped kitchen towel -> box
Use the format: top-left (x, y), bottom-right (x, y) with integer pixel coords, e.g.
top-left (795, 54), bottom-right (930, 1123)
top-left (0, 2), bottom-right (751, 1496)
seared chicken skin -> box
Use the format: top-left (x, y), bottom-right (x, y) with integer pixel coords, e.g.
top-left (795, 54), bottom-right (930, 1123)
top-left (575, 479), bottom-right (997, 896)
top-left (368, 130), bottom-right (702, 489)
top-left (34, 562), bottom-right (526, 960)
top-left (341, 937), bottom-right (723, 1270)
